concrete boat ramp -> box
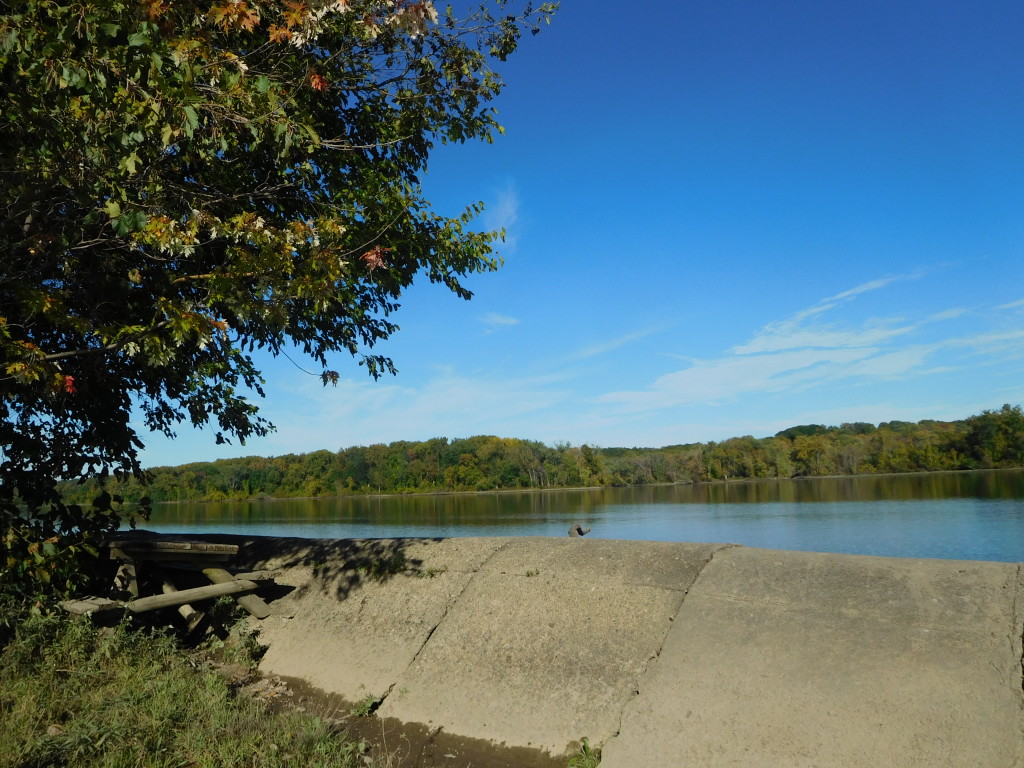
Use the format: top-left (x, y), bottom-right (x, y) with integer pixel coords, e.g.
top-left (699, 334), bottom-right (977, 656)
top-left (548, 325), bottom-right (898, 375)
top-left (222, 535), bottom-right (1023, 767)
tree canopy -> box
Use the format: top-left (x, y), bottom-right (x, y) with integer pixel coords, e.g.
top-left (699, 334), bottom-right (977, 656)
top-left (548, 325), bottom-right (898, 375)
top-left (54, 405), bottom-right (1024, 503)
top-left (0, 0), bottom-right (555, 589)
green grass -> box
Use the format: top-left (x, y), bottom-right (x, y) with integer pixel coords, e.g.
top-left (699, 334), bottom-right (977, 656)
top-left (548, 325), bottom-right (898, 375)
top-left (349, 693), bottom-right (379, 718)
top-left (0, 613), bottom-right (378, 768)
top-left (567, 737), bottom-right (601, 768)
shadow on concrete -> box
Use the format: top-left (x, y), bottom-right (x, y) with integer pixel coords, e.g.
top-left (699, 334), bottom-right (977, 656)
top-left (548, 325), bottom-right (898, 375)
top-left (196, 533), bottom-right (448, 602)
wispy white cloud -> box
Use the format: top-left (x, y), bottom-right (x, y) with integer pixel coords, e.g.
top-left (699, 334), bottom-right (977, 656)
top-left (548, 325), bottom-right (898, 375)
top-left (258, 369), bottom-right (570, 451)
top-left (768, 275), bottom-right (912, 328)
top-left (826, 275), bottom-right (910, 302)
top-left (482, 182), bottom-right (520, 252)
top-left (733, 273), bottom-right (960, 355)
top-left (482, 312), bottom-right (520, 328)
top-left (735, 274), bottom-right (921, 355)
top-left (946, 329), bottom-right (1024, 356)
top-left (599, 347), bottom-right (876, 412)
top-left (927, 308), bottom-right (967, 321)
top-left (597, 276), bottom-right (1013, 416)
top-left (840, 345), bottom-right (938, 379)
top-left (734, 321), bottom-right (916, 354)
top-left (995, 298), bottom-right (1024, 311)
top-left (571, 327), bottom-right (662, 360)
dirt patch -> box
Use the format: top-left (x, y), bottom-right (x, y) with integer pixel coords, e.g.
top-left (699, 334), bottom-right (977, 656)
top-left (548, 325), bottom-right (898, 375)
top-left (245, 673), bottom-right (566, 768)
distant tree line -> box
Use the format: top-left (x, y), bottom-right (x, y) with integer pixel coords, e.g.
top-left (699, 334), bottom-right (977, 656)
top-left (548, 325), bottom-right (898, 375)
top-left (57, 405), bottom-right (1024, 504)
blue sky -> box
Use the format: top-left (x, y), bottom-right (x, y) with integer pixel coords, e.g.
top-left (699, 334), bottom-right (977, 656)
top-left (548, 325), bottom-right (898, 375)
top-left (140, 0), bottom-right (1024, 467)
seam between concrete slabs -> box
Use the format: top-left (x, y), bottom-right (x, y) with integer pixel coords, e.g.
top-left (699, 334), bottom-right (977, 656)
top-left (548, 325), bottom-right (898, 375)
top-left (375, 538), bottom-right (518, 709)
top-left (608, 543), bottom-right (743, 741)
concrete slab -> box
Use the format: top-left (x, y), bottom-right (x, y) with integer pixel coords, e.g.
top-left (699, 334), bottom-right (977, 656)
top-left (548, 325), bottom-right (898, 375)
top-left (249, 537), bottom-right (510, 701)
top-left (378, 539), bottom-right (725, 756)
top-left (478, 536), bottom-right (729, 590)
top-left (601, 547), bottom-right (1024, 768)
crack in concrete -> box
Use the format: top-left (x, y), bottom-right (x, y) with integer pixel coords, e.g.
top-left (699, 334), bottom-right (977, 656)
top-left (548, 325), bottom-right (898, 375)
top-left (677, 542), bottom-right (742, 605)
top-left (608, 542), bottom-right (743, 745)
top-left (375, 540), bottom-right (517, 710)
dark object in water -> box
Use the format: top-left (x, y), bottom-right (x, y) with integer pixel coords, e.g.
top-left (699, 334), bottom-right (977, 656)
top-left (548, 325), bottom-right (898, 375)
top-left (568, 524), bottom-right (591, 537)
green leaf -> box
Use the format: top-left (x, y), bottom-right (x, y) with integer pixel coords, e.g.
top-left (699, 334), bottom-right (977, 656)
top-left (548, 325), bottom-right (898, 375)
top-left (127, 32), bottom-right (149, 47)
top-left (182, 105), bottom-right (199, 137)
top-left (120, 210), bottom-right (148, 232)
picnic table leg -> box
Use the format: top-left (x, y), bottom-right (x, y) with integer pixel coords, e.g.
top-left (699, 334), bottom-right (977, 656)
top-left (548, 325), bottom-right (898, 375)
top-left (202, 567), bottom-right (272, 619)
top-left (113, 562), bottom-right (139, 598)
top-left (155, 567), bottom-right (205, 633)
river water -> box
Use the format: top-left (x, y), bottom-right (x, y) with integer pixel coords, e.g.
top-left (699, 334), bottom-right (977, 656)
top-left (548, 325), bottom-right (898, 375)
top-left (146, 469), bottom-right (1024, 562)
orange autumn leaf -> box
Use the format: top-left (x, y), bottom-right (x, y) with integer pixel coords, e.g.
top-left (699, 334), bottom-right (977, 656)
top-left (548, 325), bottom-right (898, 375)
top-left (360, 245), bottom-right (391, 271)
top-left (143, 0), bottom-right (169, 20)
top-left (310, 72), bottom-right (329, 91)
top-left (282, 0), bottom-right (309, 29)
top-left (208, 0), bottom-right (260, 32)
top-left (238, 6), bottom-right (260, 31)
top-left (268, 24), bottom-right (292, 43)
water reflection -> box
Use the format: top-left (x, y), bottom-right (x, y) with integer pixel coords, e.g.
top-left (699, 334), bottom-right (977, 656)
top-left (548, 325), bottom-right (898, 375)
top-left (147, 470), bottom-right (1024, 562)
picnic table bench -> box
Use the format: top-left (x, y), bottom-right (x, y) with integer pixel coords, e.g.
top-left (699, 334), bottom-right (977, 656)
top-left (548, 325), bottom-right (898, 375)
top-left (60, 533), bottom-right (275, 627)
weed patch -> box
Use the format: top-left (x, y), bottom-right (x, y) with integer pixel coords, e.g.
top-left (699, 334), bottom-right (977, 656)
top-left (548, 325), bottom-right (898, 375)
top-left (350, 693), bottom-right (380, 717)
top-left (567, 737), bottom-right (601, 768)
top-left (0, 614), bottom-right (377, 768)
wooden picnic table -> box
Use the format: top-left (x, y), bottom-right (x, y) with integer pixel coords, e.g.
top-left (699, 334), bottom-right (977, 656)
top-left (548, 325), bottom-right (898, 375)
top-left (61, 533), bottom-right (275, 624)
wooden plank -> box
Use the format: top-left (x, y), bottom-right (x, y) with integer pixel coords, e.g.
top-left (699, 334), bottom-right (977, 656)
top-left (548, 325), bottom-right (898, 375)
top-left (202, 567), bottom-right (273, 619)
top-left (109, 548), bottom-right (233, 562)
top-left (125, 579), bottom-right (259, 613)
top-left (107, 538), bottom-right (238, 566)
top-left (59, 597), bottom-right (125, 616)
top-left (106, 538), bottom-right (239, 554)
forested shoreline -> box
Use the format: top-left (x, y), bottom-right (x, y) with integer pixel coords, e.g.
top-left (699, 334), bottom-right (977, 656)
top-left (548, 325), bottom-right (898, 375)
top-left (59, 405), bottom-right (1024, 504)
